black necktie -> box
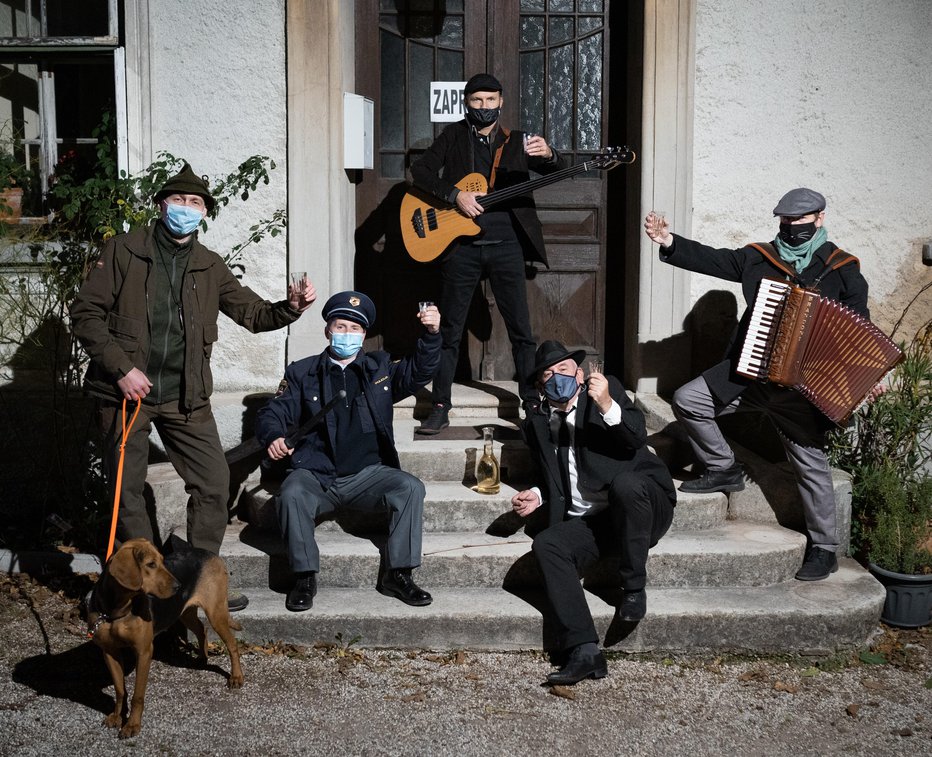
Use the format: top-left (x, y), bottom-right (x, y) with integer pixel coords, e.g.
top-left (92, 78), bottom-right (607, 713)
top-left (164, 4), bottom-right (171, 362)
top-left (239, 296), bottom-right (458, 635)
top-left (550, 411), bottom-right (573, 500)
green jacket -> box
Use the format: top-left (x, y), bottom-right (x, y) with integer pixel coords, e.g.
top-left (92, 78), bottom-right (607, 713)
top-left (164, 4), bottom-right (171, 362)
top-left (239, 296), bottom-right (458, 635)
top-left (71, 223), bottom-right (301, 410)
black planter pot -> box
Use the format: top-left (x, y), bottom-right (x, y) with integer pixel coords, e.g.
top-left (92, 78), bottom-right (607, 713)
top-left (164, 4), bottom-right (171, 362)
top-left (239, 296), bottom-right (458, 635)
top-left (868, 563), bottom-right (932, 628)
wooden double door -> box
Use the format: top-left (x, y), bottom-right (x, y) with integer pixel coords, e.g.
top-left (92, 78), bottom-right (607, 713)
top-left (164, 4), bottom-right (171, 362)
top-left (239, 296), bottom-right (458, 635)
top-left (354, 0), bottom-right (622, 381)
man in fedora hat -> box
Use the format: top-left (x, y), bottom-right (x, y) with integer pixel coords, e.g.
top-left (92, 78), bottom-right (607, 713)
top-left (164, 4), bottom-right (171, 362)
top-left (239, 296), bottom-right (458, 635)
top-left (255, 291), bottom-right (441, 611)
top-left (512, 340), bottom-right (676, 685)
top-left (644, 188), bottom-right (870, 581)
top-left (410, 72), bottom-right (567, 435)
top-left (72, 163), bottom-right (317, 610)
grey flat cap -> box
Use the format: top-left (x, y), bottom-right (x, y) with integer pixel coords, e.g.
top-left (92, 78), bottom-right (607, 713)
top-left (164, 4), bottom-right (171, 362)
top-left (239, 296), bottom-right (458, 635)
top-left (773, 188), bottom-right (826, 216)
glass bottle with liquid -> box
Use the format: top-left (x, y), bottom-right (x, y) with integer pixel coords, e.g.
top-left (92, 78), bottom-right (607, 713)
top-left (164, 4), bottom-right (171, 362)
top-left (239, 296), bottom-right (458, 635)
top-left (475, 426), bottom-right (501, 495)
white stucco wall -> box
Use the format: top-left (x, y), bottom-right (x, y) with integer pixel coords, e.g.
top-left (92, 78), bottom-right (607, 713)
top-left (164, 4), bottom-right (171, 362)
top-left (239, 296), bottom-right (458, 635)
top-left (146, 0), bottom-right (290, 392)
top-left (688, 0), bottom-right (932, 336)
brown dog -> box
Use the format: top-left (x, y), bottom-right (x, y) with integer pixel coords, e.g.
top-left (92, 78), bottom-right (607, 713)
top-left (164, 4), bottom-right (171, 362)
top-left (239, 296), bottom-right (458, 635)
top-left (86, 538), bottom-right (244, 738)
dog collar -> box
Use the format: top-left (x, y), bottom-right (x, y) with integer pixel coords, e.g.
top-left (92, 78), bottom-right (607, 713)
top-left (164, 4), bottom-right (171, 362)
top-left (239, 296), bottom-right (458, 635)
top-left (87, 613), bottom-right (110, 639)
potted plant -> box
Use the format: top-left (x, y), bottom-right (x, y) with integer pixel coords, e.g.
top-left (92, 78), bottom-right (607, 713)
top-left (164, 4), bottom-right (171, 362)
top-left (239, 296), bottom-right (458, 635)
top-left (832, 289), bottom-right (932, 627)
top-left (0, 123), bottom-right (26, 222)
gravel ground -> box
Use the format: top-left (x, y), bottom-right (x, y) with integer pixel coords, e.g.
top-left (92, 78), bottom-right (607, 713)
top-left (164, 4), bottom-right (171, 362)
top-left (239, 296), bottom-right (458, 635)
top-left (1, 572), bottom-right (930, 756)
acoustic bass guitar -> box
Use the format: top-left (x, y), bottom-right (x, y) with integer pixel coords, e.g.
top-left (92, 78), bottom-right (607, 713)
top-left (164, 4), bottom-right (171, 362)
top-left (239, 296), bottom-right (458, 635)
top-left (399, 145), bottom-right (636, 263)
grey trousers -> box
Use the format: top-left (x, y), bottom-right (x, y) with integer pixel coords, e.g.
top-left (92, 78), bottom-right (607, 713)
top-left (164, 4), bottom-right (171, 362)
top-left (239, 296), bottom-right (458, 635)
top-left (99, 399), bottom-right (229, 555)
top-left (276, 464), bottom-right (425, 574)
top-left (672, 376), bottom-right (837, 551)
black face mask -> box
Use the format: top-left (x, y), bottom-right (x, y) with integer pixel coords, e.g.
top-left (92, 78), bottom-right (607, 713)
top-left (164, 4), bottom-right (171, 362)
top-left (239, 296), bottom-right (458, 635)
top-left (779, 221), bottom-right (816, 247)
top-left (465, 106), bottom-right (500, 128)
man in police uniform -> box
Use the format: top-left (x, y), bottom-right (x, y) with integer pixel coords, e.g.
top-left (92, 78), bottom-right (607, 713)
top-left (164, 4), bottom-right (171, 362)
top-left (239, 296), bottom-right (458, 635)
top-left (255, 291), bottom-right (441, 611)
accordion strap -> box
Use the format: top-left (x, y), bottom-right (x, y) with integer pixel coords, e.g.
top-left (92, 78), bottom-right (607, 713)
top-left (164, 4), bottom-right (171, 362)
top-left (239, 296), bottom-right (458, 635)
top-left (749, 242), bottom-right (860, 288)
top-left (748, 242), bottom-right (796, 278)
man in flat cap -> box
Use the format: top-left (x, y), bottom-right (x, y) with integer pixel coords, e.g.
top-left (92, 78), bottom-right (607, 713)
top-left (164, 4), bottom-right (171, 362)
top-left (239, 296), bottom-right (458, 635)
top-left (410, 72), bottom-right (567, 434)
top-left (644, 188), bottom-right (870, 581)
top-left (72, 163), bottom-right (317, 610)
top-left (255, 292), bottom-right (441, 611)
top-left (512, 340), bottom-right (676, 685)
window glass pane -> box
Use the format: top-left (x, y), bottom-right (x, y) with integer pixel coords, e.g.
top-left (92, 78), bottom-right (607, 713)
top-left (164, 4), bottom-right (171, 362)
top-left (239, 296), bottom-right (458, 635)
top-left (547, 44), bottom-right (574, 150)
top-left (0, 0), bottom-right (39, 38)
top-left (579, 0), bottom-right (603, 11)
top-left (381, 153), bottom-right (405, 179)
top-left (519, 51), bottom-right (544, 136)
top-left (549, 17), bottom-right (574, 45)
top-left (446, 0), bottom-right (464, 11)
top-left (379, 14), bottom-right (399, 35)
top-left (54, 61), bottom-right (114, 140)
top-left (548, 0), bottom-right (574, 11)
top-left (521, 0), bottom-right (546, 11)
top-left (576, 32), bottom-right (602, 150)
top-left (407, 42), bottom-right (434, 150)
top-left (578, 16), bottom-right (602, 35)
top-left (407, 12), bottom-right (440, 41)
top-left (380, 30), bottom-right (405, 150)
top-left (437, 49), bottom-right (463, 82)
top-left (520, 15), bottom-right (544, 49)
top-left (46, 0), bottom-right (110, 37)
top-left (437, 15), bottom-right (463, 48)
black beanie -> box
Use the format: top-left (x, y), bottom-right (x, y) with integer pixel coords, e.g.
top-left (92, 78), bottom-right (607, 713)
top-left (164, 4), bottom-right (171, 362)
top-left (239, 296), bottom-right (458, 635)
top-left (464, 73), bottom-right (503, 96)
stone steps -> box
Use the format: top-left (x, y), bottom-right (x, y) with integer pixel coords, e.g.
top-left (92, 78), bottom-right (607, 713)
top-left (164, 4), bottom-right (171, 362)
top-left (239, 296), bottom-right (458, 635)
top-left (219, 520), bottom-right (806, 590)
top-left (142, 384), bottom-right (883, 653)
top-left (224, 563), bottom-right (884, 654)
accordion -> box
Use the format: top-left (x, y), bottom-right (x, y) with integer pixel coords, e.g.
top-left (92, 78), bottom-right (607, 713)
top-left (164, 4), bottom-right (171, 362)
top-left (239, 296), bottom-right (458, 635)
top-left (736, 278), bottom-right (903, 424)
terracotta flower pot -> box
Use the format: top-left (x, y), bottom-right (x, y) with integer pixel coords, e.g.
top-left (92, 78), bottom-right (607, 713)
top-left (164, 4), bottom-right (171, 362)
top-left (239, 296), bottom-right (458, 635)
top-left (0, 186), bottom-right (23, 222)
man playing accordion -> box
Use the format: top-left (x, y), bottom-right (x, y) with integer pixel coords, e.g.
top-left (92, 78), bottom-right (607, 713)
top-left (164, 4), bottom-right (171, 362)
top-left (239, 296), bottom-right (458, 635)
top-left (644, 188), bottom-right (869, 581)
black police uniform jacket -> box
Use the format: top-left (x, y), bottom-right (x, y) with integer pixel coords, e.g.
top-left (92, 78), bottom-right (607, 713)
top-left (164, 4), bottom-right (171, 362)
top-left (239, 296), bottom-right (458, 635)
top-left (661, 234), bottom-right (870, 407)
top-left (522, 376), bottom-right (676, 535)
top-left (409, 119), bottom-right (567, 266)
top-left (255, 331), bottom-right (441, 488)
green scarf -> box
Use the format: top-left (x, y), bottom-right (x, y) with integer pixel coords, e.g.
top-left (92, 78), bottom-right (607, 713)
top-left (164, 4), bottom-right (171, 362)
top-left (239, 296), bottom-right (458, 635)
top-left (773, 226), bottom-right (827, 273)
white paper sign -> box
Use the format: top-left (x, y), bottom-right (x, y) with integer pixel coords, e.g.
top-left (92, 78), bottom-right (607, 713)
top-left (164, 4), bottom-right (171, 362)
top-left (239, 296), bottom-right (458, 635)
top-left (430, 81), bottom-right (467, 122)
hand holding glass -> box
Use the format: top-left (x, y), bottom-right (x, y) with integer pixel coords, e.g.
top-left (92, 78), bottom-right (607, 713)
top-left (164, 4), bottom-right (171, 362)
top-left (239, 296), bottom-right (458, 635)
top-left (418, 301), bottom-right (434, 313)
top-left (588, 358), bottom-right (604, 376)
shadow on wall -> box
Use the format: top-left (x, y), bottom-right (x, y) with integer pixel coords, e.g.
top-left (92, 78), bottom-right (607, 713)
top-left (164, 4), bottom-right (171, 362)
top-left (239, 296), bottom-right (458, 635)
top-left (639, 289), bottom-right (739, 397)
top-left (354, 180), bottom-right (492, 380)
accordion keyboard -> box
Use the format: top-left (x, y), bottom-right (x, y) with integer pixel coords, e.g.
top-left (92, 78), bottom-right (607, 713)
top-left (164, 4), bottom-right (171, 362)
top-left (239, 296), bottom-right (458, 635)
top-left (736, 278), bottom-right (791, 379)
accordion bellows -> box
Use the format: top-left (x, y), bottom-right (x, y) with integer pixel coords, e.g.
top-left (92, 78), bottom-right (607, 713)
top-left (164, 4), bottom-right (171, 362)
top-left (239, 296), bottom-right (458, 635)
top-left (737, 278), bottom-right (903, 424)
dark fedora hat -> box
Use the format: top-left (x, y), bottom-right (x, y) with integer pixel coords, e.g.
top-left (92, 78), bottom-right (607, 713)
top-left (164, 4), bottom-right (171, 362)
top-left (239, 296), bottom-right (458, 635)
top-left (154, 162), bottom-right (216, 212)
top-left (530, 340), bottom-right (586, 382)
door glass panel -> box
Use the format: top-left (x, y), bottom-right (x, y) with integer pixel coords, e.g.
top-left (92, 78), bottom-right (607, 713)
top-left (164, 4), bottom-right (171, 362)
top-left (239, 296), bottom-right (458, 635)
top-left (378, 3), bottom-right (465, 167)
top-left (520, 1), bottom-right (605, 160)
top-left (380, 29), bottom-right (405, 150)
top-left (408, 42), bottom-right (435, 149)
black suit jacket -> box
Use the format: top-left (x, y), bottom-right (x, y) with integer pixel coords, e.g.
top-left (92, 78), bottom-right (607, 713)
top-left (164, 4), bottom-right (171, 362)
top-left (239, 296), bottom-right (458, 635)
top-left (522, 377), bottom-right (676, 534)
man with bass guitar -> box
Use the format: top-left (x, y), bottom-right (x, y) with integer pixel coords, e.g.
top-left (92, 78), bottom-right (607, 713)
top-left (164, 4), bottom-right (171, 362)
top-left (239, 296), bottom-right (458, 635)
top-left (410, 72), bottom-right (567, 433)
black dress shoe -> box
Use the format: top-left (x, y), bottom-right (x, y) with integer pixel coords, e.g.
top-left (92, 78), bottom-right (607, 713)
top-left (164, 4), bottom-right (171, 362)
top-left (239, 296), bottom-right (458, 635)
top-left (416, 404), bottom-right (449, 435)
top-left (619, 588), bottom-right (647, 621)
top-left (546, 643), bottom-right (608, 686)
top-left (679, 465), bottom-right (745, 494)
top-left (795, 547), bottom-right (838, 581)
top-left (377, 568), bottom-right (432, 606)
top-left (285, 572), bottom-right (317, 612)
top-left (227, 591), bottom-right (250, 612)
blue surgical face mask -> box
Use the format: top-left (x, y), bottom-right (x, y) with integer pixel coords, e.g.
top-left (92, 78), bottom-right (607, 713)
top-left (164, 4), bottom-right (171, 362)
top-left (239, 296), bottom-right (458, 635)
top-left (162, 203), bottom-right (204, 237)
top-left (329, 331), bottom-right (364, 359)
top-left (542, 372), bottom-right (580, 404)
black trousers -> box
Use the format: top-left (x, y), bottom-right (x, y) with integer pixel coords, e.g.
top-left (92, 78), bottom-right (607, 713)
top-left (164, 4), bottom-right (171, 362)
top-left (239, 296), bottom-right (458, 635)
top-left (432, 240), bottom-right (537, 406)
top-left (532, 473), bottom-right (674, 651)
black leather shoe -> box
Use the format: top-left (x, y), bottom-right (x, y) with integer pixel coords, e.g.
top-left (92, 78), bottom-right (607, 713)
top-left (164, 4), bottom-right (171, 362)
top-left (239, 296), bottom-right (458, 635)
top-left (416, 404), bottom-right (450, 435)
top-left (377, 568), bottom-right (433, 606)
top-left (619, 588), bottom-right (647, 621)
top-left (795, 547), bottom-right (838, 581)
top-left (285, 572), bottom-right (317, 612)
top-left (546, 643), bottom-right (608, 686)
top-left (227, 591), bottom-right (249, 612)
top-left (679, 465), bottom-right (745, 494)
